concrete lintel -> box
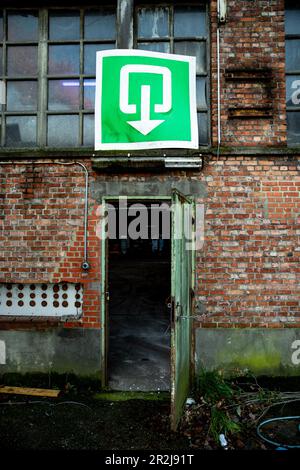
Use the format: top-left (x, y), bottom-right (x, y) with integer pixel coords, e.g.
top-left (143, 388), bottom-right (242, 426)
top-left (91, 156), bottom-right (203, 172)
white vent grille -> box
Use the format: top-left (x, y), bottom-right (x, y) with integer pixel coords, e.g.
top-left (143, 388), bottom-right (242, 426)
top-left (0, 283), bottom-right (83, 318)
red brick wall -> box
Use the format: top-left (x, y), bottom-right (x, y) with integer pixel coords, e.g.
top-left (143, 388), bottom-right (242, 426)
top-left (0, 157), bottom-right (299, 331)
top-left (0, 1), bottom-right (299, 334)
top-left (195, 155), bottom-right (300, 328)
top-left (210, 0), bottom-right (286, 146)
top-left (0, 161), bottom-right (101, 329)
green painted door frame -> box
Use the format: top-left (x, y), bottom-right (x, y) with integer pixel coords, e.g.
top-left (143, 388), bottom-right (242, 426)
top-left (170, 189), bottom-right (195, 430)
top-left (100, 194), bottom-right (195, 430)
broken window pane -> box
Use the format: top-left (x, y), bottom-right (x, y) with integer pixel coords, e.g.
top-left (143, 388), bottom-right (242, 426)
top-left (83, 114), bottom-right (94, 146)
top-left (137, 42), bottom-right (170, 53)
top-left (47, 114), bottom-right (79, 147)
top-left (174, 41), bottom-right (207, 74)
top-left (286, 39), bottom-right (300, 72)
top-left (84, 44), bottom-right (113, 75)
top-left (7, 46), bottom-right (38, 76)
top-left (287, 111), bottom-right (300, 145)
top-left (7, 81), bottom-right (38, 111)
top-left (48, 79), bottom-right (80, 111)
top-left (174, 7), bottom-right (206, 37)
top-left (7, 11), bottom-right (38, 41)
top-left (48, 45), bottom-right (80, 75)
top-left (6, 115), bottom-right (37, 147)
top-left (84, 79), bottom-right (96, 109)
top-left (84, 10), bottom-right (116, 40)
top-left (49, 10), bottom-right (80, 40)
top-left (138, 7), bottom-right (169, 39)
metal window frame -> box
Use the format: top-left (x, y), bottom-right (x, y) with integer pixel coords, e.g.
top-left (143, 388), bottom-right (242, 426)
top-left (0, 0), bottom-right (210, 153)
top-left (0, 8), bottom-right (40, 147)
top-left (45, 6), bottom-right (116, 148)
top-left (0, 4), bottom-right (117, 150)
top-left (134, 1), bottom-right (210, 146)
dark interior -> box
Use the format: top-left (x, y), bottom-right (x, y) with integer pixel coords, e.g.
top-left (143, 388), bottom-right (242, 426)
top-left (107, 201), bottom-right (171, 391)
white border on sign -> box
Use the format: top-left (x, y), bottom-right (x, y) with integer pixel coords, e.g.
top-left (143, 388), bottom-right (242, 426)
top-left (94, 49), bottom-right (198, 151)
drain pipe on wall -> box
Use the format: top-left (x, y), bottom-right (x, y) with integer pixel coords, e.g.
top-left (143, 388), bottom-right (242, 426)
top-left (217, 24), bottom-right (221, 159)
top-left (217, 0), bottom-right (227, 159)
top-left (0, 160), bottom-right (90, 271)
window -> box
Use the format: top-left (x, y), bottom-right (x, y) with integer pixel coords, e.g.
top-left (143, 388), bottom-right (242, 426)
top-left (135, 4), bottom-right (209, 145)
top-left (0, 3), bottom-right (209, 150)
top-left (0, 7), bottom-right (117, 148)
top-left (285, 2), bottom-right (300, 145)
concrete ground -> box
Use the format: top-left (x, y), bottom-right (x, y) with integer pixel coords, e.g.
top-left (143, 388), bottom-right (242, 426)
top-left (108, 257), bottom-right (171, 391)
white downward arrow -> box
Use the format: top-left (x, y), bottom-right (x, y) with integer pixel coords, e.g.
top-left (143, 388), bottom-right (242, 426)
top-left (127, 85), bottom-right (165, 136)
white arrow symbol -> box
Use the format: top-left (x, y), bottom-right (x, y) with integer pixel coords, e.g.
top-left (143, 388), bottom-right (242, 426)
top-left (127, 85), bottom-right (164, 136)
top-left (119, 64), bottom-right (172, 136)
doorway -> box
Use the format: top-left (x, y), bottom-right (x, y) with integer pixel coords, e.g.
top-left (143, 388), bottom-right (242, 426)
top-left (106, 199), bottom-right (171, 391)
top-left (101, 192), bottom-right (194, 429)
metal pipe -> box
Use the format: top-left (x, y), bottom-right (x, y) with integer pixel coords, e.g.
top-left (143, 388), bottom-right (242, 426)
top-left (117, 0), bottom-right (134, 49)
top-left (0, 160), bottom-right (90, 271)
top-left (217, 25), bottom-right (221, 158)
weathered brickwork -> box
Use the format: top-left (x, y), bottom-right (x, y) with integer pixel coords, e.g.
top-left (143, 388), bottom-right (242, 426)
top-left (196, 155), bottom-right (299, 328)
top-left (1, 157), bottom-right (298, 331)
top-left (0, 161), bottom-right (101, 329)
top-left (210, 0), bottom-right (286, 146)
top-left (0, 1), bottom-right (299, 379)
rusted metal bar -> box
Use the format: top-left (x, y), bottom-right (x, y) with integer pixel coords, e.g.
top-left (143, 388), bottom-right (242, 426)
top-left (117, 0), bottom-right (133, 49)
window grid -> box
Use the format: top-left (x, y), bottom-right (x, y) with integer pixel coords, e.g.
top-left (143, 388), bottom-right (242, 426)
top-left (0, 3), bottom-right (209, 150)
top-left (0, 7), bottom-right (117, 148)
top-left (0, 9), bottom-right (40, 147)
top-left (134, 3), bottom-right (209, 145)
top-left (45, 8), bottom-right (116, 147)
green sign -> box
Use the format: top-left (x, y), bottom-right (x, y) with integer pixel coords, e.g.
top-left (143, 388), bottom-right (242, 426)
top-left (95, 49), bottom-right (198, 150)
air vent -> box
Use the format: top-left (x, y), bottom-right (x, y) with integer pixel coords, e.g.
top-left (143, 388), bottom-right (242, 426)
top-left (0, 282), bottom-right (83, 318)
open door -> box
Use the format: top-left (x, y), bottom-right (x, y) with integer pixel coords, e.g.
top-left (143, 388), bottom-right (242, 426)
top-left (101, 200), bottom-right (109, 388)
top-left (170, 189), bottom-right (194, 431)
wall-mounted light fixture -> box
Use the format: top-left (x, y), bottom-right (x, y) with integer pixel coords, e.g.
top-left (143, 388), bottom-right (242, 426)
top-left (164, 157), bottom-right (203, 169)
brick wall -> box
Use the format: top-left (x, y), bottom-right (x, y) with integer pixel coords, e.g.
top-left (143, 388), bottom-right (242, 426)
top-left (0, 157), bottom-right (299, 332)
top-left (0, 160), bottom-right (101, 329)
top-left (210, 0), bottom-right (286, 146)
top-left (0, 0), bottom-right (299, 336)
top-left (195, 155), bottom-right (300, 328)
